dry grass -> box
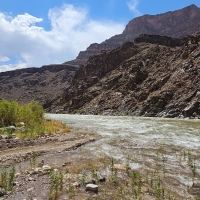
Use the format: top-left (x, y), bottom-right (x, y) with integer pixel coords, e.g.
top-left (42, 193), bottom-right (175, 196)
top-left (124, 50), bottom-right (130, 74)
top-left (13, 119), bottom-right (71, 138)
top-left (43, 119), bottom-right (71, 134)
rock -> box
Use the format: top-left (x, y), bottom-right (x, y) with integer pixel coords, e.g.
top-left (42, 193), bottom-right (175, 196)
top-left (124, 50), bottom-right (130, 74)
top-left (99, 177), bottom-right (106, 183)
top-left (1, 5), bottom-right (200, 114)
top-left (19, 122), bottom-right (25, 127)
top-left (0, 65), bottom-right (77, 112)
top-left (59, 31), bottom-right (200, 118)
top-left (7, 126), bottom-right (16, 130)
top-left (72, 182), bottom-right (80, 188)
top-left (54, 169), bottom-right (58, 173)
top-left (85, 179), bottom-right (96, 184)
top-left (65, 5), bottom-right (200, 69)
top-left (182, 102), bottom-right (199, 117)
top-left (30, 167), bottom-right (42, 175)
top-left (62, 163), bottom-right (66, 167)
top-left (42, 165), bottom-right (51, 171)
top-left (85, 184), bottom-right (98, 193)
top-left (15, 173), bottom-right (21, 177)
top-left (28, 177), bottom-right (35, 181)
top-left (0, 187), bottom-right (6, 197)
top-left (27, 187), bottom-right (34, 192)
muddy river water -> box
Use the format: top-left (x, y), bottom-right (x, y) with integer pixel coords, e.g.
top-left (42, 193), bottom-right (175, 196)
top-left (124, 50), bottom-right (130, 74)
top-left (46, 114), bottom-right (200, 197)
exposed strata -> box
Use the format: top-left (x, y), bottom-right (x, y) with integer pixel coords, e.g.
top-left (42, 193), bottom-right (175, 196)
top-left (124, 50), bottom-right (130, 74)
top-left (1, 4), bottom-right (200, 117)
top-left (65, 4), bottom-right (200, 67)
top-left (57, 34), bottom-right (200, 118)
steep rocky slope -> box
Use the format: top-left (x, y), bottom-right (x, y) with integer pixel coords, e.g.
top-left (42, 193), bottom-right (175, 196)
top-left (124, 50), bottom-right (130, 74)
top-left (57, 34), bottom-right (200, 118)
top-left (0, 64), bottom-right (78, 109)
top-left (1, 4), bottom-right (200, 113)
top-left (65, 4), bottom-right (200, 67)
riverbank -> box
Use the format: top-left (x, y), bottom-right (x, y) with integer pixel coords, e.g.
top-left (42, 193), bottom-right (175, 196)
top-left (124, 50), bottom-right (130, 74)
top-left (0, 128), bottom-right (100, 199)
top-left (1, 114), bottom-right (200, 199)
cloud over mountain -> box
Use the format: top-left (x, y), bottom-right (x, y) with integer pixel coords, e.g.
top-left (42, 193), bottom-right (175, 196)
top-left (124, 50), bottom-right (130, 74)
top-left (0, 4), bottom-right (124, 72)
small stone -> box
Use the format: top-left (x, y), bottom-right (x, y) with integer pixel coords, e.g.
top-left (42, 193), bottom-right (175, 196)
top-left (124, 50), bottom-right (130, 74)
top-left (28, 177), bottom-right (35, 181)
top-left (27, 187), bottom-right (34, 192)
top-left (0, 187), bottom-right (6, 197)
top-left (54, 169), bottom-right (58, 173)
top-left (42, 165), bottom-right (51, 171)
top-left (99, 177), bottom-right (106, 183)
top-left (19, 122), bottom-right (25, 126)
top-left (85, 184), bottom-right (98, 193)
top-left (62, 163), bottom-right (66, 167)
top-left (15, 173), bottom-right (21, 177)
top-left (73, 182), bottom-right (80, 188)
top-left (30, 167), bottom-right (42, 175)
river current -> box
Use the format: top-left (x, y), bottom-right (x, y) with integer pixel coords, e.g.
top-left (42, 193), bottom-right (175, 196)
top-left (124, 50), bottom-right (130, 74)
top-left (46, 114), bottom-right (200, 196)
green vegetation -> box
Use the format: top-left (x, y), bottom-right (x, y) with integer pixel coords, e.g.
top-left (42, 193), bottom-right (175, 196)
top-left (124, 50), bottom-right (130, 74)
top-left (0, 164), bottom-right (15, 192)
top-left (0, 99), bottom-right (44, 127)
top-left (48, 169), bottom-right (64, 200)
top-left (0, 99), bottom-right (70, 138)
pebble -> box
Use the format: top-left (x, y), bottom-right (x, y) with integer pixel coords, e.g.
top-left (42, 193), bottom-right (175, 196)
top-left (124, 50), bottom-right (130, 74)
top-left (27, 187), bottom-right (34, 192)
top-left (28, 177), bottom-right (35, 181)
top-left (0, 188), bottom-right (6, 197)
top-left (73, 182), bottom-right (80, 188)
top-left (42, 165), bottom-right (51, 171)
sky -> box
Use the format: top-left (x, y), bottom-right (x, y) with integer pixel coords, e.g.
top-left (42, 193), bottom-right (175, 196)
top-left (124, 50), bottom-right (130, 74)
top-left (0, 0), bottom-right (200, 72)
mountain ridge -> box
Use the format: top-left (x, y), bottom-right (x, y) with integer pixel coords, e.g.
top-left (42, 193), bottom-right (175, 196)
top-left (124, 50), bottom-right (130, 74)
top-left (65, 4), bottom-right (200, 67)
top-left (57, 34), bottom-right (200, 118)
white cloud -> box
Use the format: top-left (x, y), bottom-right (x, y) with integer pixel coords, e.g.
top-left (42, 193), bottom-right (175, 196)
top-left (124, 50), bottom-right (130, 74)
top-left (127, 0), bottom-right (141, 16)
top-left (0, 4), bottom-right (124, 72)
top-left (0, 56), bottom-right (10, 62)
top-left (0, 63), bottom-right (26, 73)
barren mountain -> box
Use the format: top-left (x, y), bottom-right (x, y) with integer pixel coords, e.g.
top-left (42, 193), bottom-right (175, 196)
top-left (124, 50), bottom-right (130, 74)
top-left (57, 34), bottom-right (200, 118)
top-left (65, 4), bottom-right (200, 67)
top-left (0, 64), bottom-right (78, 108)
top-left (1, 4), bottom-right (200, 114)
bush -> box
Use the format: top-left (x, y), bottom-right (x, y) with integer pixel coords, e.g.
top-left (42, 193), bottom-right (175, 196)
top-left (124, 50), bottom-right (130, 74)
top-left (0, 99), bottom-right (44, 127)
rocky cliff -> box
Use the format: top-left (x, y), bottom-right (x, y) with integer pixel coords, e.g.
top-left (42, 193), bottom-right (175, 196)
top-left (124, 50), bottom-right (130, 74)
top-left (1, 4), bottom-right (200, 115)
top-left (57, 34), bottom-right (200, 118)
top-left (0, 64), bottom-right (78, 110)
top-left (65, 4), bottom-right (200, 67)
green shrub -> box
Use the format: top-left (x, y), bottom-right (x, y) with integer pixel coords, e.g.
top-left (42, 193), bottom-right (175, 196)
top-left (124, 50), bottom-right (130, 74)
top-left (0, 99), bottom-right (44, 127)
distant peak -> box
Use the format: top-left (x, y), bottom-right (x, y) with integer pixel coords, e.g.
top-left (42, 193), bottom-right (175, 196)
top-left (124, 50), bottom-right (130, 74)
top-left (186, 4), bottom-right (198, 9)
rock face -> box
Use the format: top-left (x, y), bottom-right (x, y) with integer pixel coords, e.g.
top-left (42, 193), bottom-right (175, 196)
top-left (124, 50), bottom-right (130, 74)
top-left (58, 34), bottom-right (200, 118)
top-left (1, 4), bottom-right (200, 113)
top-left (0, 64), bottom-right (78, 110)
top-left (65, 4), bottom-right (200, 67)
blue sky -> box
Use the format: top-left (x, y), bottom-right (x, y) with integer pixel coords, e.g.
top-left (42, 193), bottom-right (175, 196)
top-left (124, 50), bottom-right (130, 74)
top-left (0, 0), bottom-right (200, 72)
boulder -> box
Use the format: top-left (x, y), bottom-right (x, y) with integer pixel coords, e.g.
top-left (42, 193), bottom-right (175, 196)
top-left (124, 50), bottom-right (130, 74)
top-left (182, 101), bottom-right (199, 117)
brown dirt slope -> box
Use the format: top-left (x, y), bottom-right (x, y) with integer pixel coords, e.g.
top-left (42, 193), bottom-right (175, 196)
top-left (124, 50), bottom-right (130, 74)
top-left (58, 34), bottom-right (200, 118)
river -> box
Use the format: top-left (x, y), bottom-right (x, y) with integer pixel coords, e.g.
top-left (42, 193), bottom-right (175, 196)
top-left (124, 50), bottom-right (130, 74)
top-left (46, 114), bottom-right (200, 196)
